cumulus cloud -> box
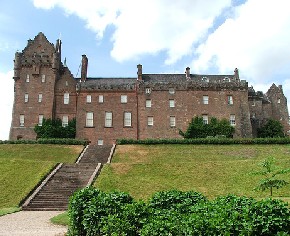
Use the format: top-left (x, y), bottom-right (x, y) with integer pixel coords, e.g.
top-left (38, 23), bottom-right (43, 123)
top-left (0, 70), bottom-right (14, 140)
top-left (33, 0), bottom-right (231, 64)
top-left (192, 0), bottom-right (290, 83)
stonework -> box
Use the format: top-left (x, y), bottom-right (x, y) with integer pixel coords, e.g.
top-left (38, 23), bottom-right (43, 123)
top-left (9, 33), bottom-right (290, 144)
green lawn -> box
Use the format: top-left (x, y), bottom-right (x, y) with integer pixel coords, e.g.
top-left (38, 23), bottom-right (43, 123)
top-left (95, 144), bottom-right (290, 200)
top-left (0, 144), bottom-right (83, 208)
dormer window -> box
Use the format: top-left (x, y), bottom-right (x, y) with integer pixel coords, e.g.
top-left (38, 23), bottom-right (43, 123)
top-left (223, 77), bottom-right (231, 82)
top-left (169, 88), bottom-right (175, 94)
top-left (145, 88), bottom-right (151, 94)
top-left (202, 77), bottom-right (209, 82)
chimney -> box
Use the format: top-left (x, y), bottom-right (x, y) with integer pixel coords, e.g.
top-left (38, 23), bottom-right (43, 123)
top-left (185, 67), bottom-right (190, 79)
top-left (137, 64), bottom-right (142, 81)
top-left (234, 68), bottom-right (239, 80)
top-left (81, 55), bottom-right (88, 82)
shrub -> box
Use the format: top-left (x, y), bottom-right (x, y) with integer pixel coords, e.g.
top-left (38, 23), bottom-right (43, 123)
top-left (258, 119), bottom-right (285, 138)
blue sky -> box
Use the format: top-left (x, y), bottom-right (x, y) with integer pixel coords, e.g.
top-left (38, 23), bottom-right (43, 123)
top-left (1, 0), bottom-right (290, 139)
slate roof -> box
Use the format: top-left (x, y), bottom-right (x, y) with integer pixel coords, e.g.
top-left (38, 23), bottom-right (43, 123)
top-left (78, 77), bottom-right (136, 90)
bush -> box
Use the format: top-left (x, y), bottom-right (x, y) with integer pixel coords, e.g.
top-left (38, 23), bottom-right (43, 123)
top-left (258, 119), bottom-right (285, 138)
top-left (34, 118), bottom-right (76, 139)
top-left (116, 137), bottom-right (290, 145)
top-left (68, 188), bottom-right (290, 235)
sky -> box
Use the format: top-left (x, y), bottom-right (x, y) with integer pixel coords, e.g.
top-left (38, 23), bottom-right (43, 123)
top-left (1, 0), bottom-right (290, 140)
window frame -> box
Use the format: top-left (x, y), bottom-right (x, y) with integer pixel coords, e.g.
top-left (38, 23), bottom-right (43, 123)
top-left (169, 99), bottom-right (175, 108)
top-left (62, 115), bottom-right (69, 127)
top-left (24, 93), bottom-right (29, 103)
top-left (99, 95), bottom-right (104, 103)
top-left (86, 112), bottom-right (94, 127)
top-left (64, 92), bottom-right (70, 104)
top-left (26, 74), bottom-right (29, 83)
top-left (147, 116), bottom-right (153, 126)
top-left (105, 112), bottom-right (113, 127)
top-left (227, 95), bottom-right (233, 105)
top-left (202, 114), bottom-right (209, 124)
top-left (86, 95), bottom-right (92, 103)
top-left (124, 112), bottom-right (132, 127)
top-left (146, 99), bottom-right (152, 108)
top-left (41, 74), bottom-right (46, 83)
top-left (230, 114), bottom-right (236, 126)
top-left (170, 116), bottom-right (176, 127)
top-left (121, 95), bottom-right (128, 103)
top-left (38, 114), bottom-right (44, 126)
top-left (20, 114), bottom-right (25, 127)
top-left (203, 95), bottom-right (209, 105)
top-left (38, 93), bottom-right (43, 103)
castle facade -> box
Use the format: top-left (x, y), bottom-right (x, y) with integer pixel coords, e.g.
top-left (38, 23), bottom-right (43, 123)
top-left (9, 33), bottom-right (290, 144)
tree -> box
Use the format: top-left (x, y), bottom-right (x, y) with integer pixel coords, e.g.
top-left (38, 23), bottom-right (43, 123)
top-left (253, 157), bottom-right (290, 196)
top-left (257, 119), bottom-right (284, 138)
top-left (179, 116), bottom-right (235, 139)
top-left (34, 118), bottom-right (76, 139)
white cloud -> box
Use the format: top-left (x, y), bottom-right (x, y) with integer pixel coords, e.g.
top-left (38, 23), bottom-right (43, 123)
top-left (192, 0), bottom-right (290, 83)
top-left (0, 70), bottom-right (14, 140)
top-left (32, 0), bottom-right (231, 64)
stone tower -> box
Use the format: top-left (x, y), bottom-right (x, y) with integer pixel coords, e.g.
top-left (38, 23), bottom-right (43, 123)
top-left (9, 32), bottom-right (62, 140)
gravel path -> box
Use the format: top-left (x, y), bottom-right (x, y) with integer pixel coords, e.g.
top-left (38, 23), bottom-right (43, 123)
top-left (0, 211), bottom-right (67, 236)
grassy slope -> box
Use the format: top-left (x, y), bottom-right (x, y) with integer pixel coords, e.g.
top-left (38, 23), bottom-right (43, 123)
top-left (0, 144), bottom-right (83, 208)
top-left (95, 144), bottom-right (290, 200)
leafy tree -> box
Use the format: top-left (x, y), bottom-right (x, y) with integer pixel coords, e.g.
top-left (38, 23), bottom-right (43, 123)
top-left (253, 157), bottom-right (290, 196)
top-left (179, 116), bottom-right (235, 138)
top-left (257, 119), bottom-right (284, 138)
top-left (34, 118), bottom-right (76, 139)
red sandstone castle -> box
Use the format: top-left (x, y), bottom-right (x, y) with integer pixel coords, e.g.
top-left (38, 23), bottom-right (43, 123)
top-left (9, 33), bottom-right (290, 144)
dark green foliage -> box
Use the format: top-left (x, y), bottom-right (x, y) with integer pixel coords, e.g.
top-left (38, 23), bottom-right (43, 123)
top-left (258, 119), bottom-right (285, 138)
top-left (180, 116), bottom-right (235, 138)
top-left (34, 118), bottom-right (76, 139)
top-left (0, 138), bottom-right (88, 145)
top-left (68, 188), bottom-right (290, 235)
top-left (253, 157), bottom-right (290, 196)
top-left (116, 137), bottom-right (290, 145)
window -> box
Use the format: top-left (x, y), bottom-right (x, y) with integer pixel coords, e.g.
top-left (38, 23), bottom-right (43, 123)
top-left (41, 74), bottom-right (46, 83)
top-left (26, 74), bottom-right (29, 82)
top-left (38, 115), bottom-right (44, 126)
top-left (148, 116), bottom-right (153, 126)
top-left (20, 115), bottom-right (24, 126)
top-left (62, 115), bottom-right (68, 127)
top-left (169, 99), bottom-right (175, 108)
top-left (230, 114), bottom-right (236, 126)
top-left (145, 88), bottom-right (151, 94)
top-left (98, 139), bottom-right (104, 145)
top-left (252, 99), bottom-right (256, 106)
top-left (105, 112), bottom-right (113, 127)
top-left (121, 95), bottom-right (127, 103)
top-left (203, 95), bottom-right (209, 104)
top-left (86, 112), bottom-right (94, 127)
top-left (169, 88), bottom-right (175, 94)
top-left (146, 99), bottom-right (152, 108)
top-left (65, 81), bottom-right (68, 86)
top-left (86, 95), bottom-right (92, 103)
top-left (38, 93), bottom-right (42, 103)
top-left (278, 98), bottom-right (281, 104)
top-left (202, 115), bottom-right (209, 124)
top-left (24, 93), bottom-right (29, 103)
top-left (227, 95), bottom-right (233, 105)
top-left (124, 112), bottom-right (132, 127)
top-left (224, 77), bottom-right (231, 82)
top-left (99, 95), bottom-right (104, 103)
top-left (202, 77), bottom-right (209, 82)
top-left (170, 116), bottom-right (176, 127)
top-left (64, 92), bottom-right (69, 104)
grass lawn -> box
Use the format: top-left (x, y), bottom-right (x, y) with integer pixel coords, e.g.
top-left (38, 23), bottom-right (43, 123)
top-left (0, 144), bottom-right (83, 208)
top-left (95, 144), bottom-right (290, 200)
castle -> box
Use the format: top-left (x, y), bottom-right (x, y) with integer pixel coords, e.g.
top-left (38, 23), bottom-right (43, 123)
top-left (9, 32), bottom-right (290, 144)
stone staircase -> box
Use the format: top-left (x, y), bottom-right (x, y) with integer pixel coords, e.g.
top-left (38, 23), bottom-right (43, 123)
top-left (22, 144), bottom-right (114, 211)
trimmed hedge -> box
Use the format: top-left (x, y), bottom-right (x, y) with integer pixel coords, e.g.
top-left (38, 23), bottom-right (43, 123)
top-left (0, 138), bottom-right (89, 145)
top-left (117, 137), bottom-right (290, 145)
top-left (68, 188), bottom-right (290, 236)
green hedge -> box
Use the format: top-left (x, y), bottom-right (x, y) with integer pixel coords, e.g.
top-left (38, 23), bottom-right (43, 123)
top-left (0, 138), bottom-right (89, 145)
top-left (117, 137), bottom-right (290, 145)
top-left (68, 188), bottom-right (290, 236)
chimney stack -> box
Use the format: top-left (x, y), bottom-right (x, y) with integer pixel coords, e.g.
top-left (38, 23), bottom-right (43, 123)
top-left (185, 67), bottom-right (190, 79)
top-left (234, 68), bottom-right (239, 80)
top-left (137, 64), bottom-right (142, 81)
top-left (81, 55), bottom-right (88, 82)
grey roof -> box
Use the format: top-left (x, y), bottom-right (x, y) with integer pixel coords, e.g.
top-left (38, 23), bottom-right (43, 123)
top-left (78, 77), bottom-right (136, 90)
